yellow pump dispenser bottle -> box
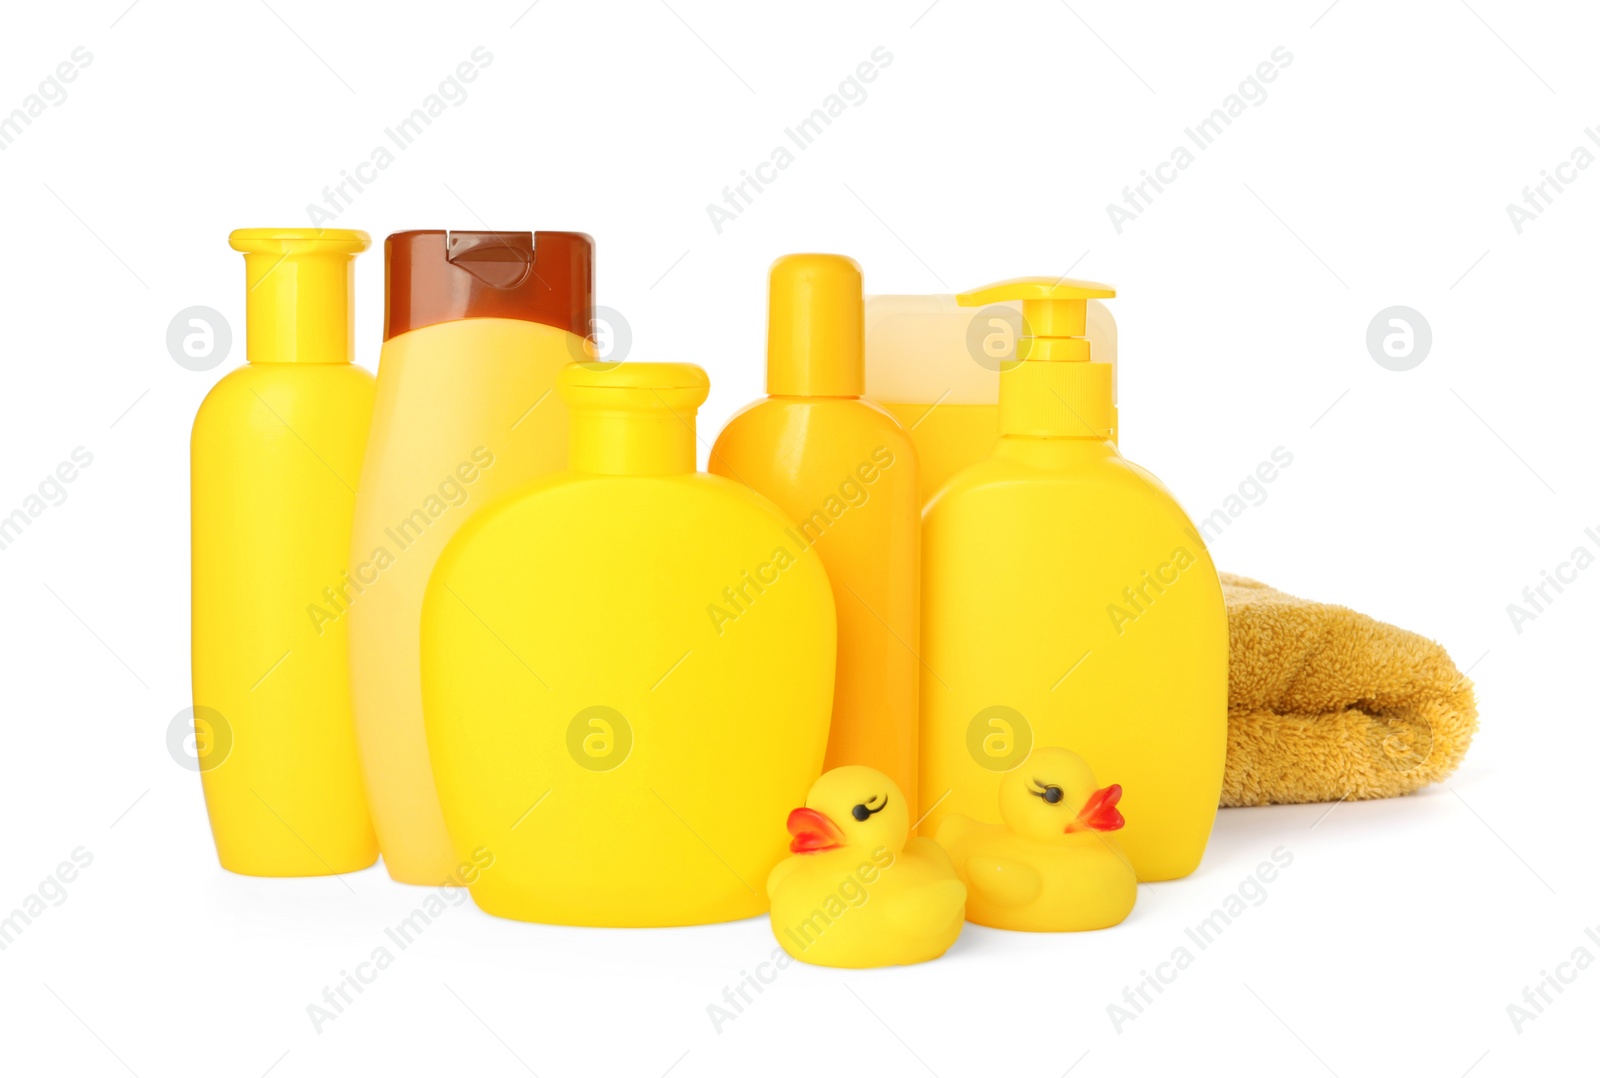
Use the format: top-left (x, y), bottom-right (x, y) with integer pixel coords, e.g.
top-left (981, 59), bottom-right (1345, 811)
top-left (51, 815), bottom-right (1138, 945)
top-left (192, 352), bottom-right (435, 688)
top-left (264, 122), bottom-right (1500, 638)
top-left (918, 279), bottom-right (1226, 881)
top-left (191, 228), bottom-right (378, 876)
top-left (864, 294), bottom-right (1117, 507)
top-left (710, 255), bottom-right (920, 806)
top-left (420, 362), bottom-right (837, 925)
top-left (348, 231), bottom-right (594, 885)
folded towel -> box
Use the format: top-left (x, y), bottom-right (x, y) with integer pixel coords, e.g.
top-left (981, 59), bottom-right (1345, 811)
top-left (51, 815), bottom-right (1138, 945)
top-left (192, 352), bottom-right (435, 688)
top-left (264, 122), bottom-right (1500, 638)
top-left (1222, 573), bottom-right (1478, 807)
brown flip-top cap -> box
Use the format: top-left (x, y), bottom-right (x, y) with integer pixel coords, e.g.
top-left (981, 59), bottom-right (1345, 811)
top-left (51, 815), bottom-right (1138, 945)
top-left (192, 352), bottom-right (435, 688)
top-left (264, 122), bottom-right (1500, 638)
top-left (384, 230), bottom-right (594, 341)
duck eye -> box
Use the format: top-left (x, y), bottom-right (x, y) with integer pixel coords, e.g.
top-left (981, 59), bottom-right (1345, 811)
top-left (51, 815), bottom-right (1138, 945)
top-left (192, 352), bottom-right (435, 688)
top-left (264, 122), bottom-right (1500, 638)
top-left (851, 794), bottom-right (888, 822)
top-left (1030, 781), bottom-right (1065, 804)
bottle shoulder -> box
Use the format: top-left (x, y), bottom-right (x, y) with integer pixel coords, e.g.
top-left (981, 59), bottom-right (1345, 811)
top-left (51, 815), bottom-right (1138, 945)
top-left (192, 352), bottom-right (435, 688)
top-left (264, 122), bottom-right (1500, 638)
top-left (193, 362), bottom-right (375, 439)
top-left (711, 397), bottom-right (916, 481)
top-left (929, 444), bottom-right (1164, 494)
top-left (925, 445), bottom-right (1197, 533)
top-left (376, 318), bottom-right (577, 382)
top-left (715, 396), bottom-right (912, 441)
top-left (440, 470), bottom-right (803, 564)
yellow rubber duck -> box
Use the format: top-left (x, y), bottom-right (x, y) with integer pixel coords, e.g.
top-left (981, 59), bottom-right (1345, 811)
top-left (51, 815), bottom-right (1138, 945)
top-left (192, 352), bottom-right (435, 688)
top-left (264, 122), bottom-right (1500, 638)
top-left (936, 747), bottom-right (1136, 932)
top-left (767, 766), bottom-right (966, 968)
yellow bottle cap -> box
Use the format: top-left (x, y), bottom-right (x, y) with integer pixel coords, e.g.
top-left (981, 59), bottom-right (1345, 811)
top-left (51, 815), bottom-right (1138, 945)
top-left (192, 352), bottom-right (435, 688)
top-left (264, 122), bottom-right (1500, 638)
top-left (766, 253), bottom-right (864, 397)
top-left (956, 277), bottom-right (1117, 438)
top-left (558, 360), bottom-right (710, 414)
top-left (229, 228), bottom-right (370, 364)
top-left (559, 362), bottom-right (711, 476)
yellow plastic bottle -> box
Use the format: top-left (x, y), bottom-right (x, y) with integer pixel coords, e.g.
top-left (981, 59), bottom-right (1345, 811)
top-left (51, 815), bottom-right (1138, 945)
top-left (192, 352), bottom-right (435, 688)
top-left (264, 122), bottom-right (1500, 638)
top-left (864, 294), bottom-right (1116, 507)
top-left (191, 228), bottom-right (377, 876)
top-left (420, 362), bottom-right (837, 925)
top-left (710, 254), bottom-right (920, 806)
top-left (347, 230), bottom-right (594, 886)
top-left (918, 279), bottom-right (1227, 881)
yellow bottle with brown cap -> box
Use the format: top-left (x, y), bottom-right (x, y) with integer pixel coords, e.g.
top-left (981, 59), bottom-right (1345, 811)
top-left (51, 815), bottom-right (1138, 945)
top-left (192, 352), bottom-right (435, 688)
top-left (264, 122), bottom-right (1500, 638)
top-left (347, 231), bottom-right (594, 886)
top-left (191, 229), bottom-right (377, 876)
top-left (710, 254), bottom-right (920, 806)
top-left (918, 279), bottom-right (1226, 880)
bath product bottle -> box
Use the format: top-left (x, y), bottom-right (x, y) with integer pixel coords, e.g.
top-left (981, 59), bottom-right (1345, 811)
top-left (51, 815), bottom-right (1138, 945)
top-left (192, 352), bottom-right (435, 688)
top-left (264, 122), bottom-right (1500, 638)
top-left (918, 278), bottom-right (1226, 882)
top-left (710, 254), bottom-right (920, 807)
top-left (348, 230), bottom-right (594, 886)
top-left (864, 294), bottom-right (1116, 507)
top-left (191, 228), bottom-right (377, 876)
top-left (421, 362), bottom-right (836, 925)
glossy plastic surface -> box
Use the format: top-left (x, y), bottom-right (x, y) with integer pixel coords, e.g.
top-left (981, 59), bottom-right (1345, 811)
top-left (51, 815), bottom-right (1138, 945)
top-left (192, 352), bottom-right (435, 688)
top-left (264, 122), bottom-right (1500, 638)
top-left (768, 766), bottom-right (964, 967)
top-left (921, 436), bottom-right (1227, 880)
top-left (382, 230), bottom-right (592, 340)
top-left (191, 229), bottom-right (376, 876)
top-left (879, 401), bottom-right (999, 507)
top-left (957, 277), bottom-right (1117, 439)
top-left (936, 747), bottom-right (1136, 931)
top-left (421, 363), bottom-right (837, 925)
top-left (920, 281), bottom-right (1226, 882)
top-left (711, 254), bottom-right (920, 805)
top-left (348, 317), bottom-right (585, 885)
top-left (864, 294), bottom-right (1117, 505)
top-left (765, 254), bottom-right (864, 396)
top-left (228, 228), bottom-right (369, 365)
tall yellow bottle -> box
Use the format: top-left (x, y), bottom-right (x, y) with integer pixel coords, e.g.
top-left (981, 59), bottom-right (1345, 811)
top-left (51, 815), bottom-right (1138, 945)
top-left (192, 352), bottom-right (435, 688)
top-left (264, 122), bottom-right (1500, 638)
top-left (919, 279), bottom-right (1227, 881)
top-left (347, 230), bottom-right (594, 885)
top-left (710, 254), bottom-right (920, 806)
top-left (191, 228), bottom-right (377, 876)
top-left (421, 362), bottom-right (837, 925)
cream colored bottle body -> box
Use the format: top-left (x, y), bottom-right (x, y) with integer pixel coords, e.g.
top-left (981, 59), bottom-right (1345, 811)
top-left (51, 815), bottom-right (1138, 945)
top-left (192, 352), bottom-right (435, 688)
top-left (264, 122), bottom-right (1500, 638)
top-left (346, 320), bottom-right (578, 883)
top-left (347, 230), bottom-right (594, 885)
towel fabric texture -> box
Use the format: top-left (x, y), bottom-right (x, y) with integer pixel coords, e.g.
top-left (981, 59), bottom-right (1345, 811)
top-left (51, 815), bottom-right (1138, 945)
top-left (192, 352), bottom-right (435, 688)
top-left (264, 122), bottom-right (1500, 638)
top-left (1222, 573), bottom-right (1478, 807)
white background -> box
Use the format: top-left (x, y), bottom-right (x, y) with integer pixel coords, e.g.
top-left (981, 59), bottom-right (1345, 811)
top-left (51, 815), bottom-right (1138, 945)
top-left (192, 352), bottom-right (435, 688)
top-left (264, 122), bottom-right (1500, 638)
top-left (1, 0), bottom-right (1595, 1075)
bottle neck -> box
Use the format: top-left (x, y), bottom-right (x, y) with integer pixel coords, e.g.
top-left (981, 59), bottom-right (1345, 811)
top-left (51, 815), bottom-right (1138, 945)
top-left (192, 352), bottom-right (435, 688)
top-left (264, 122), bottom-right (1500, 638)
top-left (569, 407), bottom-right (697, 476)
top-left (998, 353), bottom-right (1115, 439)
top-left (996, 433), bottom-right (1118, 468)
top-left (242, 251), bottom-right (357, 364)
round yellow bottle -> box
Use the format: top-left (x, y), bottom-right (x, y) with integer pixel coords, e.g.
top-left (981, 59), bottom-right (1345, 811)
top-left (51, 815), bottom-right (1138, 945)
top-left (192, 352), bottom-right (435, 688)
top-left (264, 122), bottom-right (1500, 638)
top-left (191, 229), bottom-right (377, 876)
top-left (421, 362), bottom-right (837, 925)
top-left (711, 254), bottom-right (920, 809)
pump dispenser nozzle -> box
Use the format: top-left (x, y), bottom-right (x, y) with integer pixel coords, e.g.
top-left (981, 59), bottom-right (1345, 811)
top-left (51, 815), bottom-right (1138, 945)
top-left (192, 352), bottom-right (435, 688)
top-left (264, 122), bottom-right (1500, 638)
top-left (956, 277), bottom-right (1116, 438)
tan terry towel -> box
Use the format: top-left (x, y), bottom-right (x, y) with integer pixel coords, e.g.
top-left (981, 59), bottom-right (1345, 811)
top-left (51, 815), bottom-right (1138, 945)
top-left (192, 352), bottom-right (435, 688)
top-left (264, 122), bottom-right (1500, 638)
top-left (1222, 574), bottom-right (1478, 807)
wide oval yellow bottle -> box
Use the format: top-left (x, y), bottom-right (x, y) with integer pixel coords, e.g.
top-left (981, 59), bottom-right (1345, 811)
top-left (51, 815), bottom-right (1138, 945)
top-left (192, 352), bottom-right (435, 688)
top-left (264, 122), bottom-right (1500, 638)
top-left (919, 279), bottom-right (1227, 881)
top-left (710, 254), bottom-right (920, 806)
top-left (347, 230), bottom-right (594, 885)
top-left (421, 362), bottom-right (837, 925)
top-left (191, 228), bottom-right (377, 876)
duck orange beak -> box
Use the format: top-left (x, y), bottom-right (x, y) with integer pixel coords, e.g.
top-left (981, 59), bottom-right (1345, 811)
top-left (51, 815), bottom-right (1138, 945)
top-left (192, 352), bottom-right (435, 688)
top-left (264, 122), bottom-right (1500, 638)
top-left (1067, 784), bottom-right (1124, 833)
top-left (787, 807), bottom-right (845, 853)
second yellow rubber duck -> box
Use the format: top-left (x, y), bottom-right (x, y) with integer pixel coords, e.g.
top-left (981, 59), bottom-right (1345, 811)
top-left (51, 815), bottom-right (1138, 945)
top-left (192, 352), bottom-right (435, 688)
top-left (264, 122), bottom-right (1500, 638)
top-left (936, 747), bottom-right (1137, 931)
top-left (767, 766), bottom-right (966, 968)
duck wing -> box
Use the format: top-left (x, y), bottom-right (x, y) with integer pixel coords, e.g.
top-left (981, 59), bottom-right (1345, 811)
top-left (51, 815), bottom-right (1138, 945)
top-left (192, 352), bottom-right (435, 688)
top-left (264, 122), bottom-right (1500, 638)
top-left (963, 855), bottom-right (1042, 908)
top-left (906, 836), bottom-right (957, 874)
top-left (766, 855), bottom-right (801, 899)
top-left (888, 878), bottom-right (967, 936)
